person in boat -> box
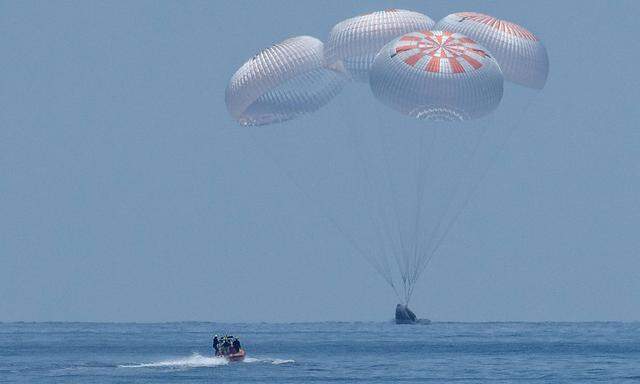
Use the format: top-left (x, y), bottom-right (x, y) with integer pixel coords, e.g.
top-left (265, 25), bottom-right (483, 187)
top-left (232, 338), bottom-right (241, 353)
top-left (221, 337), bottom-right (231, 354)
top-left (213, 335), bottom-right (219, 355)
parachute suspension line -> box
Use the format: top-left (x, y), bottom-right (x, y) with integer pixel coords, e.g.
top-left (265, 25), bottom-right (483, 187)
top-left (410, 129), bottom-right (427, 280)
top-left (348, 122), bottom-right (401, 298)
top-left (407, 96), bottom-right (536, 299)
top-left (248, 131), bottom-right (400, 303)
top-left (405, 121), bottom-right (490, 301)
top-left (342, 101), bottom-right (401, 299)
top-left (410, 120), bottom-right (492, 292)
top-left (378, 125), bottom-right (413, 304)
top-left (422, 122), bottom-right (489, 254)
top-left (424, 96), bottom-right (538, 264)
top-left (341, 101), bottom-right (404, 302)
top-left (409, 128), bottom-right (436, 290)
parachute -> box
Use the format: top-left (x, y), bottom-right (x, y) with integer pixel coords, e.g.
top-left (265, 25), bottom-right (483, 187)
top-left (325, 9), bottom-right (435, 82)
top-left (225, 10), bottom-right (548, 308)
top-left (434, 12), bottom-right (549, 89)
top-left (369, 30), bottom-right (504, 121)
top-left (225, 36), bottom-right (346, 126)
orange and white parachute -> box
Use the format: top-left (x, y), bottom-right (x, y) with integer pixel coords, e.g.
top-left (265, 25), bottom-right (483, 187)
top-left (435, 12), bottom-right (549, 89)
top-left (325, 9), bottom-right (435, 82)
top-left (369, 31), bottom-right (504, 121)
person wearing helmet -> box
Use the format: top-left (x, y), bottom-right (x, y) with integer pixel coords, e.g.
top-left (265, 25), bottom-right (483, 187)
top-left (221, 336), bottom-right (231, 354)
top-left (213, 335), bottom-right (219, 356)
top-left (232, 337), bottom-right (241, 353)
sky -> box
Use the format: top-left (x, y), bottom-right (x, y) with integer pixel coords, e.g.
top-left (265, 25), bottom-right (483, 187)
top-left (1, 0), bottom-right (639, 323)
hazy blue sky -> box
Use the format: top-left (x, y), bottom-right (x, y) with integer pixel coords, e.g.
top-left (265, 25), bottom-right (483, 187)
top-left (1, 0), bottom-right (639, 322)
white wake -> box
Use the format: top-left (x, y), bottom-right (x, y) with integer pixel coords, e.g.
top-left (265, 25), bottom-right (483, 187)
top-left (119, 353), bottom-right (228, 368)
top-left (272, 358), bottom-right (296, 365)
top-left (244, 357), bottom-right (296, 365)
top-left (119, 353), bottom-right (295, 369)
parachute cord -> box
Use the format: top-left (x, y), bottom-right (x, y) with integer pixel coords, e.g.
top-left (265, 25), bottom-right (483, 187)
top-left (248, 131), bottom-right (400, 301)
top-left (419, 97), bottom-right (538, 282)
top-left (413, 122), bottom-right (490, 286)
top-left (358, 121), bottom-right (409, 293)
top-left (343, 96), bottom-right (404, 296)
top-left (427, 98), bottom-right (536, 257)
top-left (349, 123), bottom-right (400, 294)
top-left (378, 125), bottom-right (412, 287)
top-left (409, 129), bottom-right (427, 284)
top-left (409, 128), bottom-right (436, 290)
top-left (340, 98), bottom-right (402, 300)
top-left (407, 128), bottom-right (436, 303)
top-left (412, 120), bottom-right (491, 286)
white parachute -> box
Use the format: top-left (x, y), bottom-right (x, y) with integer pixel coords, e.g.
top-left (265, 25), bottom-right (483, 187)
top-left (225, 36), bottom-right (346, 126)
top-left (325, 9), bottom-right (435, 82)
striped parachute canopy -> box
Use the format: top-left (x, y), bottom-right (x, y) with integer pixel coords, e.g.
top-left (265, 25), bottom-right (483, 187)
top-left (325, 9), bottom-right (435, 82)
top-left (225, 36), bottom-right (346, 126)
top-left (435, 12), bottom-right (549, 89)
top-left (369, 30), bottom-right (504, 121)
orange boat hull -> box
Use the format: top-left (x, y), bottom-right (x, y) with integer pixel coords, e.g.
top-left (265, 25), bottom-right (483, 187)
top-left (225, 349), bottom-right (246, 362)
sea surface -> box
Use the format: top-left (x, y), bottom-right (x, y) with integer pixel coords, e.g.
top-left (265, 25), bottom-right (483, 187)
top-left (1, 322), bottom-right (639, 383)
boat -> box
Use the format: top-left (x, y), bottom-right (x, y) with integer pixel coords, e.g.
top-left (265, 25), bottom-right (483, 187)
top-left (214, 335), bottom-right (246, 362)
top-left (225, 349), bottom-right (246, 362)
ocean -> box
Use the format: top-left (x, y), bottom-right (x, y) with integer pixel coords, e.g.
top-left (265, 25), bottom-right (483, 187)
top-left (1, 322), bottom-right (639, 383)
